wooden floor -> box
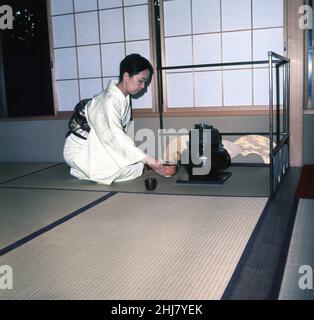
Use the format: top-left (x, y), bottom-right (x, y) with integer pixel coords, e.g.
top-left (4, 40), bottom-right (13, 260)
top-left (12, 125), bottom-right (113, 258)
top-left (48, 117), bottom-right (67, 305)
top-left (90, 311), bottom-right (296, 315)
top-left (222, 167), bottom-right (301, 299)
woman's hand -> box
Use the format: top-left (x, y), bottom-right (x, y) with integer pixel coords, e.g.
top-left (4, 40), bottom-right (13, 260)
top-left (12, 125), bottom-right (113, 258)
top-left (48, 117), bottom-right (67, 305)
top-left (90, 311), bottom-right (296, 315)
top-left (144, 156), bottom-right (165, 176)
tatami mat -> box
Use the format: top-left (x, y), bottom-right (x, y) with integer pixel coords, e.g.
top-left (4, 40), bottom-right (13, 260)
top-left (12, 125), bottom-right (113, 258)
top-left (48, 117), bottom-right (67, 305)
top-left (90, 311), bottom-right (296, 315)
top-left (0, 163), bottom-right (58, 184)
top-left (279, 199), bottom-right (314, 300)
top-left (0, 163), bottom-right (269, 197)
top-left (0, 188), bottom-right (108, 250)
top-left (0, 193), bottom-right (267, 300)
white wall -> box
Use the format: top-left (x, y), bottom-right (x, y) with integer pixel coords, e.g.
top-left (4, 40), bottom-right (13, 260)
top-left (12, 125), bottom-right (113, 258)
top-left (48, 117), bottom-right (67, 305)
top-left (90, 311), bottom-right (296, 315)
top-left (0, 120), bottom-right (68, 162)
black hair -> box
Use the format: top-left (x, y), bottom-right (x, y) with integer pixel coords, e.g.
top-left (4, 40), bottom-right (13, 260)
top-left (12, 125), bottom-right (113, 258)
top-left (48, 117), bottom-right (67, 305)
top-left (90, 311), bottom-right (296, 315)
top-left (119, 53), bottom-right (153, 81)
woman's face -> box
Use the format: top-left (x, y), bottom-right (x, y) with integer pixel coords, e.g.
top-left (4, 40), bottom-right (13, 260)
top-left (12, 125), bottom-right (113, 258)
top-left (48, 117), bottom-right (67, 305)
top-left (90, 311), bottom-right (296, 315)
top-left (125, 69), bottom-right (150, 96)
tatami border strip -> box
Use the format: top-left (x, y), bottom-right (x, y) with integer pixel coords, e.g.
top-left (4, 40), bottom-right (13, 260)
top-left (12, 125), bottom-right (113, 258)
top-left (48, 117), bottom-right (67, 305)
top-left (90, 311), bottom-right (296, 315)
top-left (269, 197), bottom-right (300, 299)
top-left (221, 197), bottom-right (272, 299)
top-left (0, 163), bottom-right (64, 185)
top-left (0, 186), bottom-right (113, 193)
top-left (0, 192), bottom-right (117, 257)
top-left (220, 167), bottom-right (301, 300)
top-left (0, 186), bottom-right (268, 198)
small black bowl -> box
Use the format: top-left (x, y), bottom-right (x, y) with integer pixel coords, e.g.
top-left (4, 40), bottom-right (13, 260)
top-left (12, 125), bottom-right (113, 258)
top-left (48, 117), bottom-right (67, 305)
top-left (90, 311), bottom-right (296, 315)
top-left (145, 178), bottom-right (157, 191)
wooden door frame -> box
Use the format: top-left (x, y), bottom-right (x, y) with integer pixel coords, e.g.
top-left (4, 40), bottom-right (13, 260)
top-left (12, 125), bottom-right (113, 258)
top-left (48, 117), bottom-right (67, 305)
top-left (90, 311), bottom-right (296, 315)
top-left (287, 0), bottom-right (304, 167)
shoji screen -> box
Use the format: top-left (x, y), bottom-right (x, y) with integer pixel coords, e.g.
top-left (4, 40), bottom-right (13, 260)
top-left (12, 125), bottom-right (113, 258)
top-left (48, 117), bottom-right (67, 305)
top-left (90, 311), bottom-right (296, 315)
top-left (49, 0), bottom-right (153, 112)
top-left (162, 0), bottom-right (284, 110)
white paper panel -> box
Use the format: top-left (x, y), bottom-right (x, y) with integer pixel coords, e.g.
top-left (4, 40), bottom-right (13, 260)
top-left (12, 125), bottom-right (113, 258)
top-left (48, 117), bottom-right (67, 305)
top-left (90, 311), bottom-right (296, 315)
top-left (102, 43), bottom-right (125, 77)
top-left (75, 12), bottom-right (99, 45)
top-left (99, 8), bottom-right (124, 43)
top-left (164, 0), bottom-right (191, 36)
top-left (167, 73), bottom-right (194, 108)
top-left (194, 71), bottom-right (222, 107)
top-left (223, 69), bottom-right (252, 106)
top-left (193, 34), bottom-right (221, 65)
top-left (124, 5), bottom-right (149, 41)
top-left (192, 0), bottom-right (221, 33)
top-left (253, 67), bottom-right (284, 105)
top-left (126, 41), bottom-right (150, 60)
top-left (253, 28), bottom-right (283, 60)
top-left (77, 46), bottom-right (101, 78)
top-left (74, 0), bottom-right (98, 12)
top-left (57, 80), bottom-right (79, 111)
top-left (253, 0), bottom-right (283, 28)
top-left (165, 36), bottom-right (193, 67)
top-left (276, 67), bottom-right (284, 105)
top-left (272, 66), bottom-right (284, 105)
top-left (223, 31), bottom-right (251, 63)
top-left (253, 68), bottom-right (269, 105)
top-left (79, 78), bottom-right (103, 100)
top-left (54, 48), bottom-right (78, 80)
top-left (222, 0), bottom-right (251, 31)
top-left (52, 15), bottom-right (75, 48)
top-left (50, 0), bottom-right (73, 15)
top-left (124, 0), bottom-right (147, 5)
top-left (99, 0), bottom-right (122, 9)
top-left (132, 86), bottom-right (152, 109)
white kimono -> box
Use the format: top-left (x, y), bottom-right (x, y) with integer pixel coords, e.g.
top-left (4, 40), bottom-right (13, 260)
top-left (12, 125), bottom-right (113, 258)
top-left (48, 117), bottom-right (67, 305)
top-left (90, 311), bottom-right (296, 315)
top-left (63, 80), bottom-right (147, 185)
